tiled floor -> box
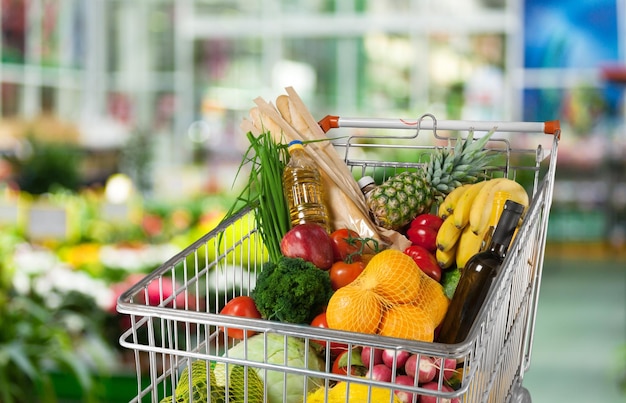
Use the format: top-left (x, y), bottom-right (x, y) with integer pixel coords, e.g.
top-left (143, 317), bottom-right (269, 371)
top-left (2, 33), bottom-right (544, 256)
top-left (522, 256), bottom-right (626, 403)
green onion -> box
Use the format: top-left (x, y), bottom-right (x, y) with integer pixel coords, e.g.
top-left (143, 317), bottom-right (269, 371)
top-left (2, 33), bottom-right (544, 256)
top-left (224, 131), bottom-right (290, 263)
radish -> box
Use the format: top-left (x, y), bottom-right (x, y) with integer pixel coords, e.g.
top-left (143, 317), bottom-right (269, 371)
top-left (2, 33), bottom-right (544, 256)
top-left (419, 382), bottom-right (460, 403)
top-left (361, 346), bottom-right (384, 369)
top-left (382, 348), bottom-right (410, 369)
top-left (394, 375), bottom-right (418, 403)
top-left (433, 357), bottom-right (457, 381)
top-left (405, 354), bottom-right (437, 384)
top-left (366, 364), bottom-right (393, 383)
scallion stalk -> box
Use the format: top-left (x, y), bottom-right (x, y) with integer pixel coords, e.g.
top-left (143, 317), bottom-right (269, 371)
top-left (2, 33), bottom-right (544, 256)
top-left (224, 131), bottom-right (290, 263)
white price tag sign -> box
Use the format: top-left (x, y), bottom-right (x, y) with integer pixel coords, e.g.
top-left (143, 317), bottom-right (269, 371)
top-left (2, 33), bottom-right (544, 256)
top-left (0, 201), bottom-right (19, 226)
top-left (101, 201), bottom-right (131, 222)
top-left (27, 203), bottom-right (68, 240)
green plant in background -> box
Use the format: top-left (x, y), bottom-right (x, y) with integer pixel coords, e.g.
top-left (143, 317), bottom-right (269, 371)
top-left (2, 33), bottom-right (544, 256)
top-left (4, 135), bottom-right (82, 195)
top-left (0, 295), bottom-right (93, 402)
top-left (0, 232), bottom-right (112, 403)
top-left (120, 129), bottom-right (153, 196)
top-left (618, 343), bottom-right (626, 396)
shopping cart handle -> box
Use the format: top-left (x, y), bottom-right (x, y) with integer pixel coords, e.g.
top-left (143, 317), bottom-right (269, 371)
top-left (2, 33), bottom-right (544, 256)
top-left (318, 115), bottom-right (340, 133)
top-left (543, 120), bottom-right (561, 136)
top-left (319, 115), bottom-right (561, 137)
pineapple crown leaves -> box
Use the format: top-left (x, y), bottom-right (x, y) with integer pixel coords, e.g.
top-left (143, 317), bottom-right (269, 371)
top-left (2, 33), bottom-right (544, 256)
top-left (426, 128), bottom-right (498, 195)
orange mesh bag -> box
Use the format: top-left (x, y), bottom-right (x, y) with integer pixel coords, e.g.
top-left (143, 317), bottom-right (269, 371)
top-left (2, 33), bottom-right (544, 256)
top-left (326, 249), bottom-right (450, 343)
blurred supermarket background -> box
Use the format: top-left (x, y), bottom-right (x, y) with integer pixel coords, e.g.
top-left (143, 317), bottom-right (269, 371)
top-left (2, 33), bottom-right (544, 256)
top-left (0, 0), bottom-right (624, 402)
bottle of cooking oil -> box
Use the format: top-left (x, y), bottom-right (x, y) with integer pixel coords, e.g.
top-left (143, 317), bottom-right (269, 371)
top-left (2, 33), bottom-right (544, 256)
top-left (282, 140), bottom-right (331, 232)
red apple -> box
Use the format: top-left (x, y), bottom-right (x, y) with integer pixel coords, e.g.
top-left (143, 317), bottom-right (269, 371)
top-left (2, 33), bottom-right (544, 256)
top-left (280, 223), bottom-right (334, 270)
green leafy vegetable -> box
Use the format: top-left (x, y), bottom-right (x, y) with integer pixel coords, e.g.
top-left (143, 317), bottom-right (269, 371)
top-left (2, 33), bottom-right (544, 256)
top-left (160, 361), bottom-right (221, 403)
top-left (441, 267), bottom-right (462, 300)
top-left (160, 360), bottom-right (263, 403)
top-left (214, 333), bottom-right (325, 403)
top-left (225, 131), bottom-right (290, 263)
top-left (251, 257), bottom-right (334, 324)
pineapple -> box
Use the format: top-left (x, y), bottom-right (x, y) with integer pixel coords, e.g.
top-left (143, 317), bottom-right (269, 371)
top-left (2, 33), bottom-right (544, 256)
top-left (367, 130), bottom-right (496, 230)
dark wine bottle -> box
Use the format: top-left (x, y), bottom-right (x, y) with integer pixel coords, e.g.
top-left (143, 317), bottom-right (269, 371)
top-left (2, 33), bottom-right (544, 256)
top-left (437, 199), bottom-right (525, 344)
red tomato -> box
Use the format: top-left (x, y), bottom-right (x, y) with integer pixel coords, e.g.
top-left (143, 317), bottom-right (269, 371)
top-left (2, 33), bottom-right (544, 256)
top-left (403, 245), bottom-right (442, 282)
top-left (411, 213), bottom-right (444, 231)
top-left (329, 261), bottom-right (365, 290)
top-left (219, 296), bottom-right (262, 339)
top-left (331, 350), bottom-right (366, 376)
top-left (406, 224), bottom-right (438, 253)
top-left (310, 312), bottom-right (348, 356)
top-left (330, 229), bottom-right (362, 262)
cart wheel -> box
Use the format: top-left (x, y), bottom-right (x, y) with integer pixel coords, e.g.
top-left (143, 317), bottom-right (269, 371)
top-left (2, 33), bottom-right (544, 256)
top-left (510, 385), bottom-right (532, 403)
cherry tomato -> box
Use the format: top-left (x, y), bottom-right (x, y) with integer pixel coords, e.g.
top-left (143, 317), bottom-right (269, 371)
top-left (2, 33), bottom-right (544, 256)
top-left (219, 296), bottom-right (262, 339)
top-left (404, 245), bottom-right (442, 282)
top-left (411, 213), bottom-right (444, 231)
top-left (406, 224), bottom-right (438, 253)
top-left (331, 350), bottom-right (366, 376)
top-left (329, 261), bottom-right (365, 290)
top-left (310, 312), bottom-right (348, 356)
top-left (330, 229), bottom-right (362, 262)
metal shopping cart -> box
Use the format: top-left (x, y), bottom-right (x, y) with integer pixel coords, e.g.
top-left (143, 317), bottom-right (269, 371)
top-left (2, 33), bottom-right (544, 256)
top-left (117, 113), bottom-right (560, 403)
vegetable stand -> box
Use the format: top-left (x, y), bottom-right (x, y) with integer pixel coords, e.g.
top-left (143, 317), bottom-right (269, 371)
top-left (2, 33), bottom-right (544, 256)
top-left (117, 113), bottom-right (560, 403)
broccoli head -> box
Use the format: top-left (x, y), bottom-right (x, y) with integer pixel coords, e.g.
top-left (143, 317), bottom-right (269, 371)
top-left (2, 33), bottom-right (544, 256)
top-left (251, 256), bottom-right (334, 324)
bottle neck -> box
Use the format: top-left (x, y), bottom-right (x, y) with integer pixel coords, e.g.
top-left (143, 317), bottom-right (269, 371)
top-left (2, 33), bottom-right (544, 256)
top-left (289, 146), bottom-right (305, 157)
top-left (486, 200), bottom-right (524, 258)
top-left (488, 235), bottom-right (515, 258)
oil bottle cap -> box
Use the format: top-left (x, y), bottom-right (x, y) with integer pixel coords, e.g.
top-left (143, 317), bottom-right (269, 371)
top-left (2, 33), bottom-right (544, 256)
top-left (287, 140), bottom-right (305, 151)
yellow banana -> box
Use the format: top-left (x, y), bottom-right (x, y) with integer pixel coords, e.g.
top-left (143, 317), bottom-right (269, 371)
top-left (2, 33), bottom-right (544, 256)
top-left (469, 178), bottom-right (530, 235)
top-left (467, 178), bottom-right (506, 233)
top-left (436, 215), bottom-right (464, 253)
top-left (453, 181), bottom-right (488, 229)
top-left (438, 184), bottom-right (473, 219)
top-left (436, 243), bottom-right (457, 269)
top-left (456, 225), bottom-right (487, 269)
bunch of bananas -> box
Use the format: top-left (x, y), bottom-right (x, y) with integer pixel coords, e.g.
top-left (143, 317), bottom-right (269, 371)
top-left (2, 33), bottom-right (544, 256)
top-left (434, 178), bottom-right (529, 270)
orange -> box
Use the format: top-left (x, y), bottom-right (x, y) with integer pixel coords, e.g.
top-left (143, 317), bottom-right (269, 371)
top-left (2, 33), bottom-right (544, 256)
top-left (325, 248), bottom-right (451, 343)
top-left (358, 249), bottom-right (422, 304)
top-left (326, 285), bottom-right (382, 335)
top-left (417, 273), bottom-right (450, 326)
top-left (379, 303), bottom-right (435, 342)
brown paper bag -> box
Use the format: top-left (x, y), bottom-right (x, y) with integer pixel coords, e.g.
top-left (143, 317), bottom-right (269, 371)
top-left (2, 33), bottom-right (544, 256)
top-left (241, 88), bottom-right (411, 251)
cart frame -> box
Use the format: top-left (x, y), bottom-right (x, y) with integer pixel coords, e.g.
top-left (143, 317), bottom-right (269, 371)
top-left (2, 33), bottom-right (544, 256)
top-left (117, 113), bottom-right (560, 403)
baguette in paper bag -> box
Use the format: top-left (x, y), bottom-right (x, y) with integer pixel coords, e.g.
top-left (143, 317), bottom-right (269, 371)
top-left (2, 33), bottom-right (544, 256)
top-left (241, 88), bottom-right (411, 252)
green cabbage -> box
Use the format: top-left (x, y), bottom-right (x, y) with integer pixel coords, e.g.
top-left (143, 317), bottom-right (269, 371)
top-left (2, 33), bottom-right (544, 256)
top-left (160, 361), bottom-right (225, 403)
top-left (214, 333), bottom-right (325, 403)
